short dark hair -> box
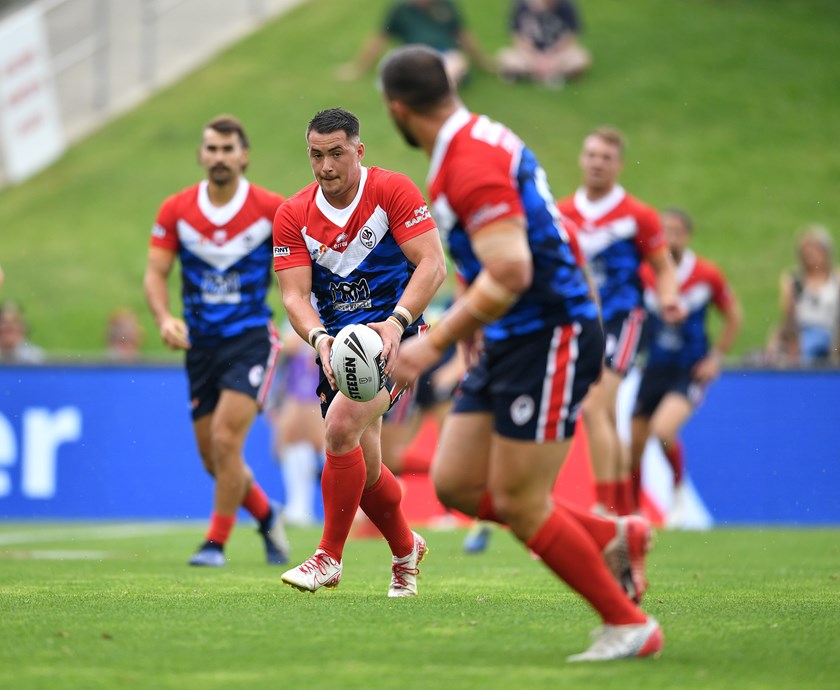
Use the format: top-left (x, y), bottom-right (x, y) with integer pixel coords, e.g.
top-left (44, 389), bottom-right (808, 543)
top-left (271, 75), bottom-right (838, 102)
top-left (379, 45), bottom-right (453, 114)
top-left (205, 114), bottom-right (249, 149)
top-left (662, 207), bottom-right (694, 232)
top-left (306, 108), bottom-right (360, 141)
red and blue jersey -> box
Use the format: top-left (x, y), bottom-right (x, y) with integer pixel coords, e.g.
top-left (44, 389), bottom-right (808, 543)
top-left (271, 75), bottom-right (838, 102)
top-left (427, 108), bottom-right (596, 343)
top-left (150, 179), bottom-right (283, 346)
top-left (557, 186), bottom-right (665, 321)
top-left (641, 250), bottom-right (734, 368)
top-left (272, 166), bottom-right (437, 335)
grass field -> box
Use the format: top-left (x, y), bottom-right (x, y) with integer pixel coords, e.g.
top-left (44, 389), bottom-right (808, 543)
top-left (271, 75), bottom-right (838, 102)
top-left (1, 0), bottom-right (839, 358)
top-left (1, 523), bottom-right (838, 689)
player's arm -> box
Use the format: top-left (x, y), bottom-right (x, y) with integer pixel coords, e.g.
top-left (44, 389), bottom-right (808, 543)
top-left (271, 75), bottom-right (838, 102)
top-left (275, 265), bottom-right (336, 387)
top-left (389, 216), bottom-right (528, 388)
top-left (646, 246), bottom-right (685, 324)
top-left (429, 216), bottom-right (530, 352)
top-left (370, 229), bottom-right (447, 374)
top-left (143, 246), bottom-right (190, 350)
top-left (694, 277), bottom-right (743, 383)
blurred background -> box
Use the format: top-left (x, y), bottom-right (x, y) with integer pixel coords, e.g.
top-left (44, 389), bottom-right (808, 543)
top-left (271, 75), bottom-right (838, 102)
top-left (0, 0), bottom-right (838, 524)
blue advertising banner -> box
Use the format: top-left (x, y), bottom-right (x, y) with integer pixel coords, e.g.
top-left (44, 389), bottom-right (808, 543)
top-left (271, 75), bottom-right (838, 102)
top-left (0, 365), bottom-right (838, 523)
top-left (0, 365), bottom-right (283, 519)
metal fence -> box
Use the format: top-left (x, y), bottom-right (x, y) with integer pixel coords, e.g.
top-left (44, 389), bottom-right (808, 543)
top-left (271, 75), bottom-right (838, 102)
top-left (0, 0), bottom-right (307, 187)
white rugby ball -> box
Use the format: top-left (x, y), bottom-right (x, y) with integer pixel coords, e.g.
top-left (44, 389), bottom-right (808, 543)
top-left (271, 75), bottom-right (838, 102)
top-left (330, 323), bottom-right (386, 402)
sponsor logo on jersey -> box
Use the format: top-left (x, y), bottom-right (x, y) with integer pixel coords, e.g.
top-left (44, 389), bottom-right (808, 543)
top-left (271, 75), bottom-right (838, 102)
top-left (213, 229), bottom-right (228, 246)
top-left (152, 224), bottom-right (167, 239)
top-left (333, 231), bottom-right (349, 249)
top-left (405, 205), bottom-right (432, 228)
top-left (273, 245), bottom-right (290, 257)
top-left (329, 278), bottom-right (372, 312)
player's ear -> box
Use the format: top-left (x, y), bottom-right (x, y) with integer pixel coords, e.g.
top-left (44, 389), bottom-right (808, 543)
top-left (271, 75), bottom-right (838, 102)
top-left (356, 141), bottom-right (365, 161)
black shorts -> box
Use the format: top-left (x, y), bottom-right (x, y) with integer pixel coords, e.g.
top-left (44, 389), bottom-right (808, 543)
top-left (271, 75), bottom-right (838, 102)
top-left (453, 319), bottom-right (604, 441)
top-left (632, 365), bottom-right (706, 418)
top-left (186, 324), bottom-right (280, 420)
top-left (603, 308), bottom-right (645, 375)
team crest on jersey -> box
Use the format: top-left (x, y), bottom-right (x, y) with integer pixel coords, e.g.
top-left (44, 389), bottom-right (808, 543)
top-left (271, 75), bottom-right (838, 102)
top-left (329, 278), bottom-right (372, 312)
top-left (510, 395), bottom-right (535, 426)
top-left (360, 226), bottom-right (376, 249)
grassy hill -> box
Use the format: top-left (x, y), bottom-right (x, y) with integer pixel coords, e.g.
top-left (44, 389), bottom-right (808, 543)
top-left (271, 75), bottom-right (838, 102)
top-left (1, 0), bottom-right (838, 359)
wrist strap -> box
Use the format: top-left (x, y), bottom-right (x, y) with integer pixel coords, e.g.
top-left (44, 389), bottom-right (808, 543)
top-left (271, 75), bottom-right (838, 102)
top-left (308, 327), bottom-right (328, 349)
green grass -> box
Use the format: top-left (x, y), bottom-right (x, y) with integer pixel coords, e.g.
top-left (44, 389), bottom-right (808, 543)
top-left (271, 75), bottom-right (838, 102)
top-left (1, 0), bottom-right (839, 357)
top-left (0, 524), bottom-right (838, 689)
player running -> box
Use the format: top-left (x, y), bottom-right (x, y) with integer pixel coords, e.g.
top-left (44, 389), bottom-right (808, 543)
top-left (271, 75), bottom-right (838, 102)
top-left (630, 208), bottom-right (742, 523)
top-left (143, 114), bottom-right (290, 567)
top-left (273, 108), bottom-right (446, 596)
top-left (379, 45), bottom-right (663, 661)
top-left (557, 127), bottom-right (684, 516)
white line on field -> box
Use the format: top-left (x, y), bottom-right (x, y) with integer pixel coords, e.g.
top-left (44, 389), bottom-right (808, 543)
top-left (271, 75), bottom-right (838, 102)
top-left (0, 522), bottom-right (200, 546)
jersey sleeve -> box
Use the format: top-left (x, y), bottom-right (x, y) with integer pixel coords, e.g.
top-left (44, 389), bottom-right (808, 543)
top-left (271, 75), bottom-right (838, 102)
top-left (379, 171), bottom-right (438, 245)
top-left (444, 153), bottom-right (524, 237)
top-left (634, 203), bottom-right (667, 257)
top-left (704, 260), bottom-right (735, 312)
top-left (150, 194), bottom-right (180, 252)
top-left (273, 198), bottom-right (312, 272)
top-left (561, 216), bottom-right (585, 267)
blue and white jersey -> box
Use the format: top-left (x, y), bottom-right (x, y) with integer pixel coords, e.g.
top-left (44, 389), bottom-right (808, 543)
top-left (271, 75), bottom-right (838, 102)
top-left (273, 166), bottom-right (438, 335)
top-left (427, 108), bottom-right (597, 343)
top-left (151, 178), bottom-right (284, 345)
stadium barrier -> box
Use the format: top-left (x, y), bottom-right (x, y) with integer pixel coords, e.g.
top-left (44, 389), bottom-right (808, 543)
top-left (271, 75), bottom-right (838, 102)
top-left (0, 365), bottom-right (837, 524)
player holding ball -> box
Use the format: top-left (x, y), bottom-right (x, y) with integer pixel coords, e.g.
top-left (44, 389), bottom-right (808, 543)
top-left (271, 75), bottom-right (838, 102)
top-left (273, 108), bottom-right (446, 596)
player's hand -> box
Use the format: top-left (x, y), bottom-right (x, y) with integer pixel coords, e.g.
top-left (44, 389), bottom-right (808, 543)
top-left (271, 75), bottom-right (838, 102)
top-left (317, 336), bottom-right (337, 390)
top-left (692, 352), bottom-right (721, 384)
top-left (390, 334), bottom-right (443, 390)
top-left (367, 320), bottom-right (402, 377)
top-left (159, 315), bottom-right (190, 350)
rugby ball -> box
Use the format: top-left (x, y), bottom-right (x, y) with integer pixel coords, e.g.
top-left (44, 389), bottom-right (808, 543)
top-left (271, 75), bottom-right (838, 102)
top-left (330, 323), bottom-right (386, 402)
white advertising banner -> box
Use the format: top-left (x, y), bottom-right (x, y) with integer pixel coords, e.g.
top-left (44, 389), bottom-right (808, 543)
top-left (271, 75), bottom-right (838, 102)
top-left (0, 6), bottom-right (65, 184)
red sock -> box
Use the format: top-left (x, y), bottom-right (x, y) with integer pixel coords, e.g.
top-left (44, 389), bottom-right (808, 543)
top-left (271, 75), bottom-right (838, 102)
top-left (595, 481), bottom-right (617, 513)
top-left (630, 467), bottom-right (642, 510)
top-left (664, 439), bottom-right (684, 487)
top-left (205, 512), bottom-right (236, 545)
top-left (318, 446), bottom-right (367, 562)
top-left (555, 499), bottom-right (617, 550)
top-left (477, 491), bottom-right (502, 523)
top-left (359, 465), bottom-right (414, 558)
top-left (526, 506), bottom-right (645, 625)
top-left (615, 477), bottom-right (635, 516)
top-left (242, 482), bottom-right (271, 522)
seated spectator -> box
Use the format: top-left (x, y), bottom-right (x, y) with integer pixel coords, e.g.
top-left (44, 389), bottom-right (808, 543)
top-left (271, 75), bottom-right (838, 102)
top-left (336, 0), bottom-right (494, 85)
top-left (0, 300), bottom-right (45, 364)
top-left (105, 308), bottom-right (144, 362)
top-left (771, 225), bottom-right (840, 366)
top-left (497, 0), bottom-right (591, 88)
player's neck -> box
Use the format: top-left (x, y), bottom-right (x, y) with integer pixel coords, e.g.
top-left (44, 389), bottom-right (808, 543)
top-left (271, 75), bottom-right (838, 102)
top-left (206, 178), bottom-right (240, 207)
top-left (583, 184), bottom-right (616, 202)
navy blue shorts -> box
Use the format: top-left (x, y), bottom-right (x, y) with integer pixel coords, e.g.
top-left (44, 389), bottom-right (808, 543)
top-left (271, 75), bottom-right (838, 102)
top-left (453, 319), bottom-right (604, 441)
top-left (603, 307), bottom-right (645, 375)
top-left (186, 324), bottom-right (280, 420)
top-left (632, 365), bottom-right (706, 418)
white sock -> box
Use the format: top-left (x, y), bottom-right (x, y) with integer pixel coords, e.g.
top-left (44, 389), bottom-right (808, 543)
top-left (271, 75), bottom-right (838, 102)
top-left (281, 442), bottom-right (318, 526)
